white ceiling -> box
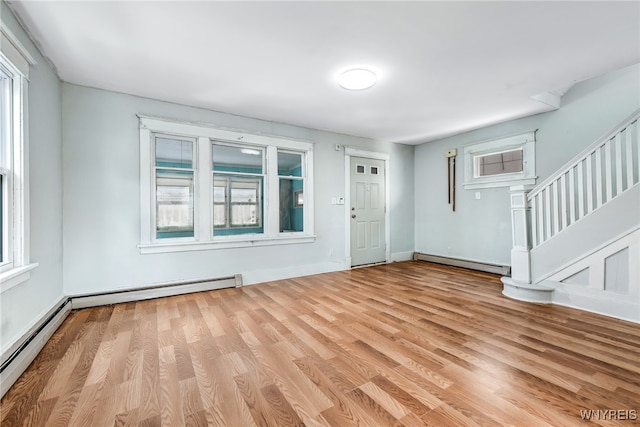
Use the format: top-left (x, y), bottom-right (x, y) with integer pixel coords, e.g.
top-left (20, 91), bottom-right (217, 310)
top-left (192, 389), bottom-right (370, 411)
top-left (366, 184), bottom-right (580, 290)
top-left (8, 1), bottom-right (640, 145)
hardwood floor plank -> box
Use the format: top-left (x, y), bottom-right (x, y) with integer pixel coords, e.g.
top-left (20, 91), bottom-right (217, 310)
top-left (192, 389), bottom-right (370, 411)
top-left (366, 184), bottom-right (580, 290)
top-left (2, 261), bottom-right (639, 426)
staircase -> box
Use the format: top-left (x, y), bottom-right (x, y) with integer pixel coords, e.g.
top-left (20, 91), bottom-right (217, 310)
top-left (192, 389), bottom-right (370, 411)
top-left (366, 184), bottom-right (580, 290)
top-left (502, 109), bottom-right (640, 323)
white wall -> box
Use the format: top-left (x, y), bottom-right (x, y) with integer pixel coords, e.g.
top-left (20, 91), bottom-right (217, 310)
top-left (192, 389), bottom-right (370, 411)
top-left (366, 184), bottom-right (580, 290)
top-left (61, 84), bottom-right (414, 295)
top-left (0, 2), bottom-right (64, 352)
top-left (414, 64), bottom-right (640, 266)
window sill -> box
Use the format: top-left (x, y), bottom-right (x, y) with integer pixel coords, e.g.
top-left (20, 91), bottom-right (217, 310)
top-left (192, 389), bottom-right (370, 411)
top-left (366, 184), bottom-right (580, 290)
top-left (138, 234), bottom-right (316, 254)
top-left (463, 176), bottom-right (537, 190)
top-left (0, 263), bottom-right (39, 294)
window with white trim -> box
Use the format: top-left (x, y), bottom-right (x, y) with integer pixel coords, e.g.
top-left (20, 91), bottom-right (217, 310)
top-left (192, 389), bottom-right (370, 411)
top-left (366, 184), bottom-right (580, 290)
top-left (139, 117), bottom-right (315, 253)
top-left (463, 131), bottom-right (537, 189)
top-left (0, 24), bottom-right (37, 290)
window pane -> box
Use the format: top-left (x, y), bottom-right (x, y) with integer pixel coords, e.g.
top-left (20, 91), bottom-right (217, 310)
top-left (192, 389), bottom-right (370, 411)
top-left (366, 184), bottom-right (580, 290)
top-left (213, 204), bottom-right (226, 227)
top-left (0, 175), bottom-right (3, 262)
top-left (231, 204), bottom-right (258, 226)
top-left (156, 137), bottom-right (193, 168)
top-left (230, 179), bottom-right (261, 227)
top-left (475, 148), bottom-right (523, 177)
top-left (279, 178), bottom-right (303, 232)
top-left (213, 175), bottom-right (263, 231)
top-left (231, 187), bottom-right (257, 203)
top-left (212, 143), bottom-right (263, 173)
top-left (213, 185), bottom-right (226, 203)
top-left (156, 172), bottom-right (194, 238)
top-left (278, 151), bottom-right (302, 177)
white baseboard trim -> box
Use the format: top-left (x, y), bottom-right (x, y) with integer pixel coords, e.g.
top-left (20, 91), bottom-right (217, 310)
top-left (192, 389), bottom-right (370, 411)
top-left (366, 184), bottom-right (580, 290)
top-left (241, 261), bottom-right (346, 286)
top-left (70, 275), bottom-right (241, 309)
top-left (0, 298), bottom-right (72, 398)
top-left (390, 251), bottom-right (414, 262)
top-left (545, 280), bottom-right (640, 324)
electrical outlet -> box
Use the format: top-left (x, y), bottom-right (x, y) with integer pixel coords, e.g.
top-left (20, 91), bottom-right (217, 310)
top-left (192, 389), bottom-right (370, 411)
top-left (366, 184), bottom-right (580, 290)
top-left (445, 148), bottom-right (457, 158)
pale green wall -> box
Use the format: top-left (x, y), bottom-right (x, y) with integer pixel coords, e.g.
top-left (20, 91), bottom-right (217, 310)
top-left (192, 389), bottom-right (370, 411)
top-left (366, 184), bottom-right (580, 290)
top-left (61, 83), bottom-right (415, 294)
top-left (414, 63), bottom-right (640, 265)
top-left (0, 2), bottom-right (63, 352)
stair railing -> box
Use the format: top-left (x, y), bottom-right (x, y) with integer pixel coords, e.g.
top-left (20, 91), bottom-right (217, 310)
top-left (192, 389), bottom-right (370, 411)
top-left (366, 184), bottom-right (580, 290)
top-left (528, 109), bottom-right (640, 248)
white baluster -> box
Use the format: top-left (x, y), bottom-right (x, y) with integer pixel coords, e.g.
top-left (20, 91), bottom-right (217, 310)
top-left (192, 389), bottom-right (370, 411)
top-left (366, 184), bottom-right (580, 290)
top-left (595, 147), bottom-right (603, 208)
top-left (614, 132), bottom-right (623, 196)
top-left (586, 153), bottom-right (593, 214)
top-left (538, 191), bottom-right (545, 243)
top-left (560, 173), bottom-right (568, 230)
top-left (544, 186), bottom-right (552, 240)
top-left (577, 160), bottom-right (585, 220)
top-left (568, 167), bottom-right (576, 225)
top-left (605, 139), bottom-right (613, 202)
top-left (552, 179), bottom-right (559, 235)
top-left (626, 125), bottom-right (634, 189)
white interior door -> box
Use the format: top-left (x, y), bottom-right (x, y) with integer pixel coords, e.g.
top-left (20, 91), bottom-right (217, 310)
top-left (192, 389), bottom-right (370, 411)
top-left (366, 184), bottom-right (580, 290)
top-left (350, 156), bottom-right (386, 267)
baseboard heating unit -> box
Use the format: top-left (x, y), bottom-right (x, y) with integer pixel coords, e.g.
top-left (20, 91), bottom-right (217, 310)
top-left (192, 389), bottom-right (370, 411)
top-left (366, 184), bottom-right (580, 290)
top-left (413, 252), bottom-right (510, 276)
top-left (71, 274), bottom-right (243, 309)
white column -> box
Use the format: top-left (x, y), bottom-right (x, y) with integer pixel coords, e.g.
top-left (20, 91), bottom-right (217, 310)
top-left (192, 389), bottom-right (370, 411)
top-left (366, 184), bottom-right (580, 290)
top-left (509, 185), bottom-right (534, 283)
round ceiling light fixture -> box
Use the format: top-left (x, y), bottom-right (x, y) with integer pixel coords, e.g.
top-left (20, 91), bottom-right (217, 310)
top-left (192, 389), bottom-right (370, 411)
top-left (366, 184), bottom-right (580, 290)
top-left (337, 67), bottom-right (377, 90)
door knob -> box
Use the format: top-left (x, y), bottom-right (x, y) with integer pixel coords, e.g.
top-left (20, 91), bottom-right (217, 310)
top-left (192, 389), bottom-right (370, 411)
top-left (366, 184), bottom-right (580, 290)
top-left (351, 214), bottom-right (356, 219)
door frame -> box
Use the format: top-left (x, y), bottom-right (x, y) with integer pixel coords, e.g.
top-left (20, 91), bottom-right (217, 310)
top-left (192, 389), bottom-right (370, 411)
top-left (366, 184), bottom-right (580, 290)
top-left (344, 147), bottom-right (390, 268)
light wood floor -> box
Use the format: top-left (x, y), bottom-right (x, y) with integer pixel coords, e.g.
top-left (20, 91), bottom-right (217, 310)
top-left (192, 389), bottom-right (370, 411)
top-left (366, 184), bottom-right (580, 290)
top-left (1, 261), bottom-right (639, 426)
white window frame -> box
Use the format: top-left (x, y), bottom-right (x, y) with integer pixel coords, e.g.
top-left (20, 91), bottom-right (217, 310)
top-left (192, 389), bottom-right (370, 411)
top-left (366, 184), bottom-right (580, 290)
top-left (0, 22), bottom-right (38, 293)
top-left (139, 116), bottom-right (315, 254)
top-left (463, 131), bottom-right (537, 190)
top-left (213, 176), bottom-right (263, 230)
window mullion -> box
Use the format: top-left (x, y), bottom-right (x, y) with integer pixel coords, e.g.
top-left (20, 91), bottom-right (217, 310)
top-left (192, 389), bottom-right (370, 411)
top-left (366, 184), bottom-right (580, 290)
top-left (196, 136), bottom-right (211, 242)
top-left (266, 145), bottom-right (279, 238)
top-left (139, 128), bottom-right (153, 244)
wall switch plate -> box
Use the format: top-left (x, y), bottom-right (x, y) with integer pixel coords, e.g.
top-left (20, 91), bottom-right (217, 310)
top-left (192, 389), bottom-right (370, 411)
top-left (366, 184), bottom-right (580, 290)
top-left (475, 192), bottom-right (481, 200)
top-left (337, 197), bottom-right (345, 205)
top-left (331, 197), bottom-right (337, 204)
top-left (445, 148), bottom-right (457, 158)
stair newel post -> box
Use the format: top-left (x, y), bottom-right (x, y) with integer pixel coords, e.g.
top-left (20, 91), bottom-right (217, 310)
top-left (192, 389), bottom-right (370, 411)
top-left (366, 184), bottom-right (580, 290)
top-left (509, 185), bottom-right (533, 283)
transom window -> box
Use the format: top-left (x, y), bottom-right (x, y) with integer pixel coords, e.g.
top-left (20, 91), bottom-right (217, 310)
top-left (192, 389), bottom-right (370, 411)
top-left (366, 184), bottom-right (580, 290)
top-left (139, 116), bottom-right (315, 253)
top-left (463, 131), bottom-right (536, 189)
top-left (474, 148), bottom-right (523, 177)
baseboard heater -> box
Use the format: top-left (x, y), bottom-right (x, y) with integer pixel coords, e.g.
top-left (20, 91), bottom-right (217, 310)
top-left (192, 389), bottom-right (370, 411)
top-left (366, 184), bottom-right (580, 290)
top-left (0, 273), bottom-right (242, 398)
top-left (1, 297), bottom-right (72, 397)
top-left (71, 274), bottom-right (243, 309)
top-left (413, 252), bottom-right (511, 276)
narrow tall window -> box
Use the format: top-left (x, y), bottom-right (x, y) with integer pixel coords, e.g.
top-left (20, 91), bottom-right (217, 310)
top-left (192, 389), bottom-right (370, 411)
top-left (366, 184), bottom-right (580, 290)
top-left (0, 30), bottom-right (36, 287)
top-left (212, 143), bottom-right (264, 235)
top-left (0, 64), bottom-right (14, 271)
top-left (278, 150), bottom-right (304, 233)
top-left (154, 136), bottom-right (195, 239)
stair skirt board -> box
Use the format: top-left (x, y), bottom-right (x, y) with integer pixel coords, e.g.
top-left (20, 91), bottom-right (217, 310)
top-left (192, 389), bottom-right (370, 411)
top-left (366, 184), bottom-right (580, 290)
top-left (0, 274), bottom-right (242, 399)
top-left (413, 252), bottom-right (511, 276)
top-left (542, 280), bottom-right (640, 324)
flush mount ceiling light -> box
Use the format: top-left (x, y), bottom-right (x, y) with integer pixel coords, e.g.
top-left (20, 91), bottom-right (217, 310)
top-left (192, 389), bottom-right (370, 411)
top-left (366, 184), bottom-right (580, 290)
top-left (338, 67), bottom-right (377, 90)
